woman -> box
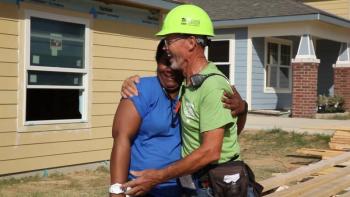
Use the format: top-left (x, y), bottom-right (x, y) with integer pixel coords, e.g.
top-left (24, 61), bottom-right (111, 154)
top-left (110, 39), bottom-right (183, 197)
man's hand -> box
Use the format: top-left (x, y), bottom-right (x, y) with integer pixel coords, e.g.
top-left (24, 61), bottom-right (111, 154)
top-left (122, 169), bottom-right (164, 196)
top-left (121, 75), bottom-right (140, 98)
top-left (222, 85), bottom-right (246, 116)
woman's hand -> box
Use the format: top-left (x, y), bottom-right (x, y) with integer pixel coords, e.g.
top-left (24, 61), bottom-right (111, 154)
top-left (222, 85), bottom-right (246, 116)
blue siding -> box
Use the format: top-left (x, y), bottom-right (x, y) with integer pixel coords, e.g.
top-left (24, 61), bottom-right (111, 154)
top-left (215, 28), bottom-right (248, 100)
top-left (251, 36), bottom-right (298, 110)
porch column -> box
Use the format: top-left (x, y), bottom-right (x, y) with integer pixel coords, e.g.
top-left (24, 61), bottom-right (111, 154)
top-left (291, 34), bottom-right (320, 118)
top-left (334, 43), bottom-right (350, 111)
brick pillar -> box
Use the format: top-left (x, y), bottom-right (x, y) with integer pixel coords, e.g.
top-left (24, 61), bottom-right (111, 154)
top-left (334, 66), bottom-right (350, 111)
top-left (291, 62), bottom-right (319, 118)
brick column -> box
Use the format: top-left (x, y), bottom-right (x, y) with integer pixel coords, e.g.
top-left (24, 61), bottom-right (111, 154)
top-left (334, 65), bottom-right (350, 111)
top-left (291, 62), bottom-right (319, 118)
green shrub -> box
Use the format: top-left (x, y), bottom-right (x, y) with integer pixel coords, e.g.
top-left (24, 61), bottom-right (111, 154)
top-left (317, 95), bottom-right (345, 113)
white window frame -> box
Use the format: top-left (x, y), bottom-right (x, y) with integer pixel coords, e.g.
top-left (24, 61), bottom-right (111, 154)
top-left (336, 42), bottom-right (350, 65)
top-left (264, 38), bottom-right (292, 93)
top-left (23, 10), bottom-right (90, 125)
top-left (205, 38), bottom-right (235, 85)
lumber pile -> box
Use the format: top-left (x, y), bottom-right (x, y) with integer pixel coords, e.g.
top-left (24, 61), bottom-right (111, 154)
top-left (262, 129), bottom-right (350, 196)
top-left (296, 129), bottom-right (350, 159)
top-left (329, 130), bottom-right (350, 151)
top-left (261, 152), bottom-right (350, 197)
top-left (296, 148), bottom-right (345, 159)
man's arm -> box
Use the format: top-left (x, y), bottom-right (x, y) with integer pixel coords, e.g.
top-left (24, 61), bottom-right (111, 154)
top-left (123, 128), bottom-right (225, 196)
top-left (121, 77), bottom-right (247, 134)
top-left (110, 99), bottom-right (141, 197)
top-left (120, 75), bottom-right (140, 98)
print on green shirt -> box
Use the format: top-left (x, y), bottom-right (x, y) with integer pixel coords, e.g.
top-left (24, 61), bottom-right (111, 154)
top-left (180, 63), bottom-right (240, 164)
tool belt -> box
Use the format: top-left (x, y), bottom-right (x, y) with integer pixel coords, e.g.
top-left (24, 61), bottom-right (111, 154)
top-left (194, 156), bottom-right (263, 197)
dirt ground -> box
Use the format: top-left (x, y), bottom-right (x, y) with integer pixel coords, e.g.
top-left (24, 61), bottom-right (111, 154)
top-left (0, 129), bottom-right (330, 197)
top-left (240, 129), bottom-right (329, 181)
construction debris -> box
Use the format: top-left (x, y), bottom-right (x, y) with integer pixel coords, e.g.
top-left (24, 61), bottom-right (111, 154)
top-left (261, 129), bottom-right (350, 196)
top-left (261, 152), bottom-right (350, 197)
top-left (329, 130), bottom-right (350, 151)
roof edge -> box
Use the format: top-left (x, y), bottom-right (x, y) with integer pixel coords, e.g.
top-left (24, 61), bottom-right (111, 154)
top-left (124, 0), bottom-right (179, 10)
top-left (319, 14), bottom-right (350, 29)
top-left (214, 13), bottom-right (350, 29)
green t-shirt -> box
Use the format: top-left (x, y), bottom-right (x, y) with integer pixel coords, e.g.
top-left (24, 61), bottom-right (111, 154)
top-left (180, 62), bottom-right (240, 164)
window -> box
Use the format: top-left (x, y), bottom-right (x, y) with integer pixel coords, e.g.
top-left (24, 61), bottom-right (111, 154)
top-left (207, 39), bottom-right (234, 82)
top-left (265, 39), bottom-right (292, 93)
top-left (25, 12), bottom-right (89, 124)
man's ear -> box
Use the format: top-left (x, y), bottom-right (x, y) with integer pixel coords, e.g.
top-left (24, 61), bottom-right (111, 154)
top-left (186, 36), bottom-right (197, 51)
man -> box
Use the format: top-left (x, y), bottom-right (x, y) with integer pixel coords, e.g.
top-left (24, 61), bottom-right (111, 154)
top-left (123, 4), bottom-right (243, 196)
top-left (110, 40), bottom-right (247, 197)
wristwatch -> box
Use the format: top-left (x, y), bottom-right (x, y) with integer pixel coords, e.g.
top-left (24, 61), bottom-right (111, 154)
top-left (109, 183), bottom-right (124, 194)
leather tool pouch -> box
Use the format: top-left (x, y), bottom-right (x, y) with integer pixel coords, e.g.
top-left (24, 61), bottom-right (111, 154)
top-left (208, 161), bottom-right (263, 197)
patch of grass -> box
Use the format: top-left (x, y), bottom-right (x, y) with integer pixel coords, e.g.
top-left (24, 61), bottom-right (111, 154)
top-left (242, 128), bottom-right (330, 150)
top-left (48, 172), bottom-right (65, 180)
top-left (66, 177), bottom-right (82, 190)
top-left (251, 166), bottom-right (283, 180)
top-left (28, 192), bottom-right (46, 197)
top-left (0, 175), bottom-right (42, 187)
top-left (240, 129), bottom-right (331, 180)
top-left (290, 132), bottom-right (308, 146)
top-left (95, 165), bottom-right (109, 174)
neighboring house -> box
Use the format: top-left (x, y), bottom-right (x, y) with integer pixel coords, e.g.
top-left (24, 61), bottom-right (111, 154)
top-left (188, 0), bottom-right (350, 117)
top-left (0, 0), bottom-right (178, 176)
top-left (303, 0), bottom-right (350, 20)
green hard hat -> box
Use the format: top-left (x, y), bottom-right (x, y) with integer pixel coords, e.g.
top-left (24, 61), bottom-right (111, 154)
top-left (156, 4), bottom-right (214, 37)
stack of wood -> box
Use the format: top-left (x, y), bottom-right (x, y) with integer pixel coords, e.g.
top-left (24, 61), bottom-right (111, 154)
top-left (329, 130), bottom-right (350, 151)
top-left (261, 152), bottom-right (350, 197)
top-left (261, 129), bottom-right (350, 196)
top-left (296, 148), bottom-right (345, 160)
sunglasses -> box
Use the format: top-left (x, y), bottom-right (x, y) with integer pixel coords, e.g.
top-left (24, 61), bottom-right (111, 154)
top-left (164, 35), bottom-right (191, 48)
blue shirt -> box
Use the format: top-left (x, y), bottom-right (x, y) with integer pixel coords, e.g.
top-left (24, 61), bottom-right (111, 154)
top-left (129, 76), bottom-right (182, 196)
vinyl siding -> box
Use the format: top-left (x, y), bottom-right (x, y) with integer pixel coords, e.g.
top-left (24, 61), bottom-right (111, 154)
top-left (251, 36), bottom-right (298, 110)
top-left (0, 2), bottom-right (19, 142)
top-left (0, 91), bottom-right (17, 104)
top-left (0, 1), bottom-right (158, 175)
top-left (304, 0), bottom-right (350, 20)
top-left (90, 18), bottom-right (157, 121)
top-left (234, 28), bottom-right (248, 101)
top-left (215, 28), bottom-right (248, 100)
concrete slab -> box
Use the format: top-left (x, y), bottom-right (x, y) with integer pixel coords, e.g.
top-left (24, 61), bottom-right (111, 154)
top-left (245, 114), bottom-right (350, 135)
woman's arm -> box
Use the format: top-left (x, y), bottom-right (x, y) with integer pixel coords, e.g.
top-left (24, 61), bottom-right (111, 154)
top-left (222, 86), bottom-right (248, 135)
top-left (110, 99), bottom-right (141, 196)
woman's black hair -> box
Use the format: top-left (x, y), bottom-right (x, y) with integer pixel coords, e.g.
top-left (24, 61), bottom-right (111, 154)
top-left (155, 39), bottom-right (168, 63)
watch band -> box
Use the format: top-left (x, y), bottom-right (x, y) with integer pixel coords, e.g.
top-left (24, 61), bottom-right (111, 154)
top-left (109, 183), bottom-right (124, 194)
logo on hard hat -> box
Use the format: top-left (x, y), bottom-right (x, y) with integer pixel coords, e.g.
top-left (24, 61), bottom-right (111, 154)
top-left (181, 17), bottom-right (200, 26)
